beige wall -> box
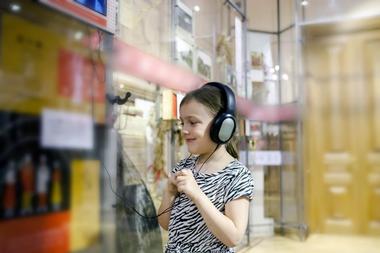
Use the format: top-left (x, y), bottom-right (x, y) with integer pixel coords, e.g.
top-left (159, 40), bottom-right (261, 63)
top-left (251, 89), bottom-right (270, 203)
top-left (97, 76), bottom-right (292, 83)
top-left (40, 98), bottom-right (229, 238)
top-left (246, 0), bottom-right (277, 32)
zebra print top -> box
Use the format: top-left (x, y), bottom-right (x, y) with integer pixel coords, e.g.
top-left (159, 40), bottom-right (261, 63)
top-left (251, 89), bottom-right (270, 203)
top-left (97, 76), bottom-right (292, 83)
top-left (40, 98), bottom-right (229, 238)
top-left (165, 156), bottom-right (254, 253)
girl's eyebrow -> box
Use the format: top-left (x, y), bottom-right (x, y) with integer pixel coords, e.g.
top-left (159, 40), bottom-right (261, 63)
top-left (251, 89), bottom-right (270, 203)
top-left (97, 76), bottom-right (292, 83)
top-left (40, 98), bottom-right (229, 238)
top-left (180, 115), bottom-right (200, 120)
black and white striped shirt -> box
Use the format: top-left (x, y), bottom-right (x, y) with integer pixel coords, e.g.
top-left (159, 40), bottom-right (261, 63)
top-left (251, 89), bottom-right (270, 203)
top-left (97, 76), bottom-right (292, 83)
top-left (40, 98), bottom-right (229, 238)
top-left (165, 156), bottom-right (254, 253)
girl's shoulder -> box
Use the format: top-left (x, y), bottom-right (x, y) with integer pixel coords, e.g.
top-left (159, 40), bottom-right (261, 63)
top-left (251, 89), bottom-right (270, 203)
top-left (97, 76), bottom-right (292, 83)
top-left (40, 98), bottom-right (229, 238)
top-left (225, 159), bottom-right (251, 175)
top-left (224, 160), bottom-right (255, 201)
top-left (222, 160), bottom-right (254, 184)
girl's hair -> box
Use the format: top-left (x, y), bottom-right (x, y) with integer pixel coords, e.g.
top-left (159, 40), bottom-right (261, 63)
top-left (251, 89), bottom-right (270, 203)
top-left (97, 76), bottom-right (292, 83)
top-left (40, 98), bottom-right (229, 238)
top-left (180, 85), bottom-right (239, 159)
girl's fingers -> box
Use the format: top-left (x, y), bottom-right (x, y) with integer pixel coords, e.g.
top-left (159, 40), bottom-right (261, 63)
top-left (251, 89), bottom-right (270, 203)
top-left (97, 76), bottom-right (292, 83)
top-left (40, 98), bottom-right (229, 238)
top-left (169, 176), bottom-right (176, 184)
top-left (177, 180), bottom-right (187, 187)
top-left (179, 169), bottom-right (188, 175)
top-left (176, 184), bottom-right (185, 192)
top-left (175, 175), bottom-right (187, 182)
top-left (176, 169), bottom-right (191, 176)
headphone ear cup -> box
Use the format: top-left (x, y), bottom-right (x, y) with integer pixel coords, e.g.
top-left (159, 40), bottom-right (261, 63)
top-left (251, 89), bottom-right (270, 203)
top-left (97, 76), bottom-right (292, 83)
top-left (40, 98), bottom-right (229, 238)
top-left (210, 113), bottom-right (236, 144)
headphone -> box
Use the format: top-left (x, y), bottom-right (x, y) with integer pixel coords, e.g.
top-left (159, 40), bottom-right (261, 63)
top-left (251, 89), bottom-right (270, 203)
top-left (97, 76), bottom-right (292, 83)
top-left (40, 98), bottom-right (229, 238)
top-left (203, 82), bottom-right (237, 144)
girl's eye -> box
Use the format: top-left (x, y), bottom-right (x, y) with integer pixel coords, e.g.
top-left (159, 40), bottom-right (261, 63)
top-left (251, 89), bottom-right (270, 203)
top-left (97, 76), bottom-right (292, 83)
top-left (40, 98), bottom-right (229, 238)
top-left (180, 120), bottom-right (199, 126)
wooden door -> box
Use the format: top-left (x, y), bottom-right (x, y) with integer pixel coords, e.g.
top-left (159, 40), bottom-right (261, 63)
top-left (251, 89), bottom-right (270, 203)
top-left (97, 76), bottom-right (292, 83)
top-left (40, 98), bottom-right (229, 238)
top-left (304, 19), bottom-right (380, 235)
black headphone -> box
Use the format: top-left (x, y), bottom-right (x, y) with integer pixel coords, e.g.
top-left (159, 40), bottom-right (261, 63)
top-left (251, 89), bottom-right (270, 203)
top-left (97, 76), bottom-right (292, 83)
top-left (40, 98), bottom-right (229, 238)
top-left (204, 82), bottom-right (237, 144)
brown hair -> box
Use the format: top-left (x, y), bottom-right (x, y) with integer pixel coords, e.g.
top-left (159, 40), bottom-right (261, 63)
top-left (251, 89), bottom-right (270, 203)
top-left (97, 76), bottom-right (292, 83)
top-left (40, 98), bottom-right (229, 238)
top-left (180, 85), bottom-right (238, 159)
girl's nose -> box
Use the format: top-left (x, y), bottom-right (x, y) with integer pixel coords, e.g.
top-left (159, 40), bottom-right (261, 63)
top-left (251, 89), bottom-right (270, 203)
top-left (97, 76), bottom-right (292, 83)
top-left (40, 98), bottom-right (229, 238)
top-left (182, 128), bottom-right (189, 135)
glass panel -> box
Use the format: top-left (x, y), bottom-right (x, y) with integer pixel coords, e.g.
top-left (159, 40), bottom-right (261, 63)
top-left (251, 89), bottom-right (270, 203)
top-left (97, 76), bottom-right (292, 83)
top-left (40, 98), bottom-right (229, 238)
top-left (245, 0), bottom-right (305, 240)
top-left (0, 1), bottom-right (138, 253)
top-left (280, 0), bottom-right (295, 30)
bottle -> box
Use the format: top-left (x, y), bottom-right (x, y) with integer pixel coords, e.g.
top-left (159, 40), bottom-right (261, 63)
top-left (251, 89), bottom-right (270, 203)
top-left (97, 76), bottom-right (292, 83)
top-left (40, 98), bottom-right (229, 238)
top-left (20, 154), bottom-right (34, 216)
top-left (3, 161), bottom-right (16, 218)
top-left (36, 155), bottom-right (50, 213)
top-left (51, 161), bottom-right (62, 211)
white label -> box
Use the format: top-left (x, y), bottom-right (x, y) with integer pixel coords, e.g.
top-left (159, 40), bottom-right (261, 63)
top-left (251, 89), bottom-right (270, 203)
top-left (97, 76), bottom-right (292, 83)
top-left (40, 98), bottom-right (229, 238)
top-left (240, 151), bottom-right (283, 166)
top-left (41, 109), bottom-right (94, 150)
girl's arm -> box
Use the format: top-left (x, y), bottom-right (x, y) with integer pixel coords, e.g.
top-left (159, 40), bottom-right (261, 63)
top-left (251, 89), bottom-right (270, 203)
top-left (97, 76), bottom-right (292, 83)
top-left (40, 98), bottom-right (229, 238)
top-left (192, 190), bottom-right (250, 247)
top-left (175, 169), bottom-right (250, 247)
top-left (157, 177), bottom-right (177, 230)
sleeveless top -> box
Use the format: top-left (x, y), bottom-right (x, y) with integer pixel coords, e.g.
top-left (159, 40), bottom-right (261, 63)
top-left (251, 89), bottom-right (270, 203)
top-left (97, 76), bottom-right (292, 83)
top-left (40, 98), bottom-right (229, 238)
top-left (165, 156), bottom-right (254, 253)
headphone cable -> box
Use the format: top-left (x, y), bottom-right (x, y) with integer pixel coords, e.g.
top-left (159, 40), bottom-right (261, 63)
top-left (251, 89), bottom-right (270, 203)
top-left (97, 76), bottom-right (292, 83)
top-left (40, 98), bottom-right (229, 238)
top-left (103, 163), bottom-right (179, 219)
top-left (104, 146), bottom-right (220, 219)
top-left (194, 144), bottom-right (220, 176)
top-left (103, 154), bottom-right (194, 219)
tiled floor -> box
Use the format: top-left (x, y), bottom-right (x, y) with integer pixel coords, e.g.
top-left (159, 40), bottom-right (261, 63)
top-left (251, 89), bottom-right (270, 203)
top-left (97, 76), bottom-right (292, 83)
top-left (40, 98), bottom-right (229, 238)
top-left (239, 234), bottom-right (380, 253)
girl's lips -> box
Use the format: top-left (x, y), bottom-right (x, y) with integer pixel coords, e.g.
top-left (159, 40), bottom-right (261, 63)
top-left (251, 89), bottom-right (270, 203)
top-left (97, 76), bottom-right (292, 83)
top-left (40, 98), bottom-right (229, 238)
top-left (185, 138), bottom-right (196, 143)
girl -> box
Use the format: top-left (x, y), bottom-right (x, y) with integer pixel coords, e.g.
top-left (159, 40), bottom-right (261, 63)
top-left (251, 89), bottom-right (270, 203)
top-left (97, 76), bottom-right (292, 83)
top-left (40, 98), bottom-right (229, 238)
top-left (158, 82), bottom-right (254, 253)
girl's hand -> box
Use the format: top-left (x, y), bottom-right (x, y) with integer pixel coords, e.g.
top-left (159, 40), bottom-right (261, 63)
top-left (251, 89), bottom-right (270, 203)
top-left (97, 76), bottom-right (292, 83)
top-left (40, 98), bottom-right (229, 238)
top-left (166, 174), bottom-right (178, 197)
top-left (175, 169), bottom-right (202, 201)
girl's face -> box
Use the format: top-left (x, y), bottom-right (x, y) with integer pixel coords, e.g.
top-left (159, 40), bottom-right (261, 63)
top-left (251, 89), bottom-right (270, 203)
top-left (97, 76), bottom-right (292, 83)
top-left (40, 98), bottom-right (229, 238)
top-left (179, 99), bottom-right (216, 155)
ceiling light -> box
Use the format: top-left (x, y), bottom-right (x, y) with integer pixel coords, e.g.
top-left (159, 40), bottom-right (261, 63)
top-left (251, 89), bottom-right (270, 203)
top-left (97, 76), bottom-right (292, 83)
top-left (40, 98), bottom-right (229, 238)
top-left (74, 31), bottom-right (84, 41)
top-left (10, 3), bottom-right (21, 12)
top-left (301, 0), bottom-right (309, 6)
top-left (193, 5), bottom-right (200, 12)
